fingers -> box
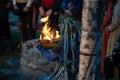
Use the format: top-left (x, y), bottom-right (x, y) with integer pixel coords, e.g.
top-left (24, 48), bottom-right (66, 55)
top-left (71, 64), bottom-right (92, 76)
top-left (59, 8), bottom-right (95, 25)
top-left (39, 7), bottom-right (45, 16)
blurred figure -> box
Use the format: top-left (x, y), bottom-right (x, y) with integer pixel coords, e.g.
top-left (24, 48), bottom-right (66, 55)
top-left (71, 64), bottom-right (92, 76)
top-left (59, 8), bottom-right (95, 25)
top-left (101, 0), bottom-right (117, 74)
top-left (0, 0), bottom-right (13, 53)
top-left (37, 0), bottom-right (63, 30)
top-left (104, 0), bottom-right (120, 79)
top-left (104, 56), bottom-right (120, 80)
top-left (104, 35), bottom-right (120, 80)
top-left (33, 0), bottom-right (39, 29)
top-left (12, 0), bottom-right (35, 42)
top-left (61, 0), bottom-right (83, 21)
top-left (106, 0), bottom-right (120, 56)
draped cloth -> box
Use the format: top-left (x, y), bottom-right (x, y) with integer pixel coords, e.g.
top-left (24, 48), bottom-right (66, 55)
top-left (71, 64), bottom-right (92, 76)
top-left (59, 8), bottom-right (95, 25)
top-left (105, 0), bottom-right (120, 79)
top-left (42, 0), bottom-right (55, 8)
top-left (101, 1), bottom-right (113, 74)
top-left (106, 27), bottom-right (120, 56)
top-left (106, 0), bottom-right (120, 61)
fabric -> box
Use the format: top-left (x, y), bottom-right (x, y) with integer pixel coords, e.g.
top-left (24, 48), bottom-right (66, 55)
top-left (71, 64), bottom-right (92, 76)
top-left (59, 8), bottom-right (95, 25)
top-left (104, 49), bottom-right (120, 80)
top-left (37, 0), bottom-right (62, 11)
top-left (12, 0), bottom-right (33, 7)
top-left (114, 67), bottom-right (119, 80)
top-left (42, 0), bottom-right (55, 8)
top-left (106, 27), bottom-right (120, 56)
top-left (12, 3), bottom-right (28, 15)
top-left (32, 1), bottom-right (39, 24)
top-left (104, 57), bottom-right (115, 80)
top-left (15, 3), bottom-right (35, 42)
top-left (112, 35), bottom-right (120, 52)
top-left (71, 0), bottom-right (83, 21)
top-left (37, 0), bottom-right (62, 30)
top-left (106, 0), bottom-right (120, 56)
top-left (71, 0), bottom-right (83, 14)
top-left (36, 39), bottom-right (64, 61)
top-left (111, 0), bottom-right (120, 27)
top-left (0, 0), bottom-right (13, 53)
top-left (104, 1), bottom-right (120, 79)
top-left (61, 0), bottom-right (83, 14)
top-left (101, 1), bottom-right (113, 74)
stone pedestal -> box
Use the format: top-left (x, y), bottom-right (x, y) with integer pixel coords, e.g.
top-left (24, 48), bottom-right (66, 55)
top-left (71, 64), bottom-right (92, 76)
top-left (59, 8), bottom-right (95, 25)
top-left (20, 39), bottom-right (56, 79)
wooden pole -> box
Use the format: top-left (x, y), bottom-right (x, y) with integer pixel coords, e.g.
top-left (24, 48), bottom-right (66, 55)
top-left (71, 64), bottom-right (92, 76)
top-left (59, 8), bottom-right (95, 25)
top-left (79, 0), bottom-right (98, 80)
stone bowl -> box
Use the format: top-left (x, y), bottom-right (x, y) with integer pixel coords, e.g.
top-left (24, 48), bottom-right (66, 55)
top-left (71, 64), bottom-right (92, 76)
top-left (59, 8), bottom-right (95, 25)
top-left (40, 38), bottom-right (60, 49)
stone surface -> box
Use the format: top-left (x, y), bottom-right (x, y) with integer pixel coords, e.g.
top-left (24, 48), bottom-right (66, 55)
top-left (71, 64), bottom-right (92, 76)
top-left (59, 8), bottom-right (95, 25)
top-left (21, 39), bottom-right (56, 79)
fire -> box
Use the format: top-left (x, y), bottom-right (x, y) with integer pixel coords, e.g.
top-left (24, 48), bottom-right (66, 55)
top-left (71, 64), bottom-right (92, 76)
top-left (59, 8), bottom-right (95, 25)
top-left (40, 16), bottom-right (49, 23)
top-left (40, 16), bottom-right (60, 41)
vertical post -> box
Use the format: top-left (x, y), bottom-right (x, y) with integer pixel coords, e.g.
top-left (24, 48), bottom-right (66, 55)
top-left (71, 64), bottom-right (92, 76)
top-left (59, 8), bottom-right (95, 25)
top-left (79, 0), bottom-right (98, 80)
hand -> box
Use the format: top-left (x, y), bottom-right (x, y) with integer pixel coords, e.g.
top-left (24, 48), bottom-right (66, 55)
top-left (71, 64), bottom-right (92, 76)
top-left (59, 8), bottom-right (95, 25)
top-left (108, 25), bottom-right (112, 32)
top-left (46, 9), bottom-right (52, 16)
top-left (108, 23), bottom-right (118, 32)
top-left (23, 6), bottom-right (29, 12)
top-left (39, 7), bottom-right (45, 16)
top-left (13, 5), bottom-right (19, 10)
top-left (65, 10), bottom-right (72, 16)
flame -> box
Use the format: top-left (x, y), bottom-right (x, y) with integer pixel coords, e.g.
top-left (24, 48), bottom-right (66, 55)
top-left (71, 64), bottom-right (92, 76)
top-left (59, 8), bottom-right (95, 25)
top-left (40, 16), bottom-right (49, 23)
top-left (40, 16), bottom-right (60, 41)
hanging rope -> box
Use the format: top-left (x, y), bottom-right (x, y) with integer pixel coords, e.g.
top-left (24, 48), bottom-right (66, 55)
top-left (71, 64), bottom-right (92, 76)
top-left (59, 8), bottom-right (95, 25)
top-left (49, 13), bottom-right (81, 80)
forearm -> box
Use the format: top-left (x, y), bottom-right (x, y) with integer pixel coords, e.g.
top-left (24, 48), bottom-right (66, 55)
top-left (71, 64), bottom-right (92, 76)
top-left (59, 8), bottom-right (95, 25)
top-left (12, 0), bottom-right (16, 5)
top-left (26, 0), bottom-right (33, 7)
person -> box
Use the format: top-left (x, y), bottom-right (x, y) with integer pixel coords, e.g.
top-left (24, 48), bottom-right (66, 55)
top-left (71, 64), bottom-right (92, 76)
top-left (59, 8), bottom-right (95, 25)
top-left (104, 0), bottom-right (120, 79)
top-left (37, 0), bottom-right (63, 31)
top-left (12, 0), bottom-right (35, 42)
top-left (104, 34), bottom-right (120, 80)
top-left (101, 0), bottom-right (117, 74)
top-left (36, 14), bottom-right (81, 80)
top-left (0, 0), bottom-right (13, 53)
top-left (106, 0), bottom-right (120, 56)
top-left (61, 0), bottom-right (83, 21)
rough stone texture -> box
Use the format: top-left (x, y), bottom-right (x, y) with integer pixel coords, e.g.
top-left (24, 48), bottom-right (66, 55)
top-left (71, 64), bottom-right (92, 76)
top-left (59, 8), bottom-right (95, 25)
top-left (21, 39), bottom-right (56, 80)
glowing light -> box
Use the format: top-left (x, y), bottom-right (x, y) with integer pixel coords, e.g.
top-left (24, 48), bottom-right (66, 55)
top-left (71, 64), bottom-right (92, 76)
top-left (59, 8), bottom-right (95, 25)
top-left (40, 16), bottom-right (60, 41)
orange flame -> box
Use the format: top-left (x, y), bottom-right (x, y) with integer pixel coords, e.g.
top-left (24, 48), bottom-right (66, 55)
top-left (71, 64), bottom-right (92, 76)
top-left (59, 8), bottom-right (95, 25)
top-left (40, 16), bottom-right (60, 41)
